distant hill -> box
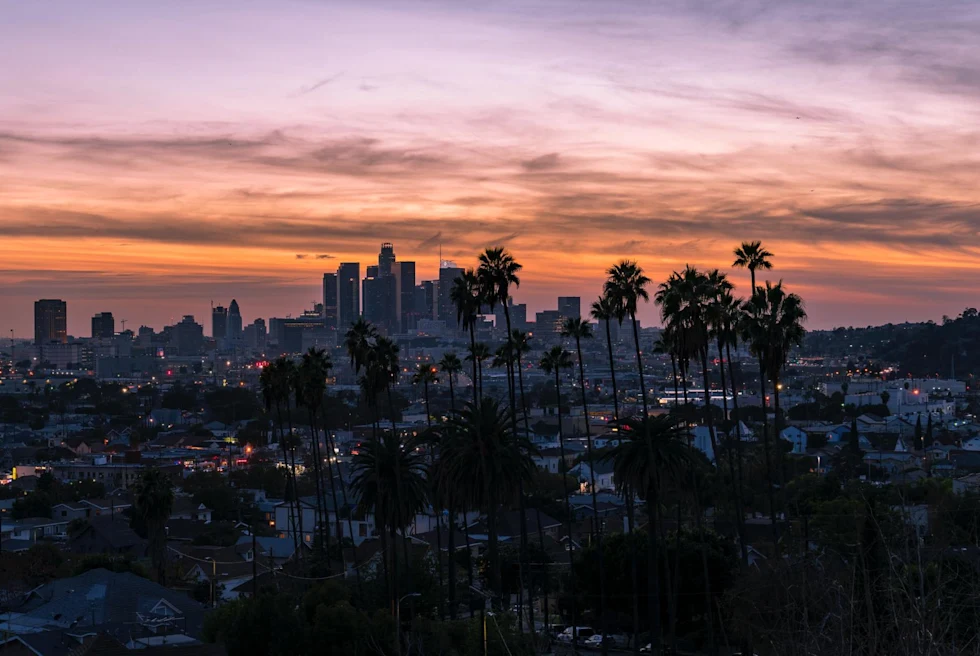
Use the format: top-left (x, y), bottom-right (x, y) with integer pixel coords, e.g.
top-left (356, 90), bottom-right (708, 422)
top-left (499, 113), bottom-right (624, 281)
top-left (804, 308), bottom-right (980, 379)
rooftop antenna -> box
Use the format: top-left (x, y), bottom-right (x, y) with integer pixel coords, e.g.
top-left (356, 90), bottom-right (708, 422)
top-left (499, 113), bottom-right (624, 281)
top-left (120, 320), bottom-right (128, 332)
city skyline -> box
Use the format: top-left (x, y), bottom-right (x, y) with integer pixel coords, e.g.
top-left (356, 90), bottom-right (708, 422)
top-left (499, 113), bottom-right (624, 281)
top-left (3, 1), bottom-right (980, 335)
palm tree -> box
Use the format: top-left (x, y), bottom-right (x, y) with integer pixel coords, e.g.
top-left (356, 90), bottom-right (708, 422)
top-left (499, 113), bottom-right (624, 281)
top-left (607, 415), bottom-right (697, 652)
top-left (561, 316), bottom-right (609, 650)
top-left (450, 270), bottom-right (483, 407)
top-left (604, 261), bottom-right (652, 419)
top-left (440, 399), bottom-right (537, 606)
top-left (134, 468), bottom-right (175, 585)
top-left (539, 346), bottom-right (580, 646)
top-left (260, 360), bottom-right (301, 558)
top-left (590, 294), bottom-right (623, 425)
top-left (741, 281), bottom-right (807, 549)
top-left (345, 317), bottom-right (378, 375)
top-left (413, 362), bottom-right (438, 427)
top-left (732, 240), bottom-right (774, 291)
top-left (439, 353), bottom-right (463, 413)
top-left (350, 431), bottom-right (428, 610)
top-left (295, 347), bottom-right (332, 557)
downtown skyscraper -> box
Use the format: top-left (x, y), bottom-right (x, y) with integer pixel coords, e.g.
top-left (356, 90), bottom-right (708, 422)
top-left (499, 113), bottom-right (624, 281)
top-left (34, 299), bottom-right (67, 345)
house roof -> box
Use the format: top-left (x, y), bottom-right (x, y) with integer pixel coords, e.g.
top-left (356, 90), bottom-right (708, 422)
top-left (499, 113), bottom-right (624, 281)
top-left (82, 498), bottom-right (132, 511)
top-left (234, 536), bottom-right (296, 560)
top-left (17, 568), bottom-right (208, 637)
top-left (71, 516), bottom-right (145, 552)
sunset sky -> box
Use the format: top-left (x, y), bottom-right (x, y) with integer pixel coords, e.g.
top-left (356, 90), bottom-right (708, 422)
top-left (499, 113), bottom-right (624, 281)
top-left (2, 0), bottom-right (980, 336)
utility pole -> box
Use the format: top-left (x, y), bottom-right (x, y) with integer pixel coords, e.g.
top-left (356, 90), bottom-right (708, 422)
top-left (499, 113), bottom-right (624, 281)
top-left (252, 521), bottom-right (258, 594)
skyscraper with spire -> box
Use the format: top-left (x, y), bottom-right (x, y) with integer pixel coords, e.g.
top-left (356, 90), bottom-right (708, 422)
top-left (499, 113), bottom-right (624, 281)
top-left (227, 299), bottom-right (243, 342)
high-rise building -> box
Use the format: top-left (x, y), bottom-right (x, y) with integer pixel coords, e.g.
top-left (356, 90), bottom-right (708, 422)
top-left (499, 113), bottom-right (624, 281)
top-left (170, 315), bottom-right (204, 355)
top-left (495, 301), bottom-right (528, 334)
top-left (437, 263), bottom-right (464, 327)
top-left (393, 261), bottom-right (416, 332)
top-left (337, 263), bottom-right (361, 331)
top-left (379, 242), bottom-right (396, 277)
top-left (322, 272), bottom-right (338, 331)
top-left (363, 267), bottom-right (397, 334)
top-left (416, 281), bottom-right (436, 323)
top-left (534, 310), bottom-right (563, 339)
top-left (557, 297), bottom-right (581, 321)
top-left (244, 318), bottom-right (267, 349)
top-left (212, 306), bottom-right (228, 341)
top-left (34, 299), bottom-right (67, 345)
top-left (227, 299), bottom-right (243, 341)
top-left (91, 312), bottom-right (115, 339)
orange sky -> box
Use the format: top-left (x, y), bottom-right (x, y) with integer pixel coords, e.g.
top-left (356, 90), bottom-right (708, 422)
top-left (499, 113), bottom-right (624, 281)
top-left (2, 0), bottom-right (980, 335)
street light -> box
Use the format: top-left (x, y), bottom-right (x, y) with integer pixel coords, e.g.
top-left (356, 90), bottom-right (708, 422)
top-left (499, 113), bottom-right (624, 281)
top-left (395, 592), bottom-right (421, 656)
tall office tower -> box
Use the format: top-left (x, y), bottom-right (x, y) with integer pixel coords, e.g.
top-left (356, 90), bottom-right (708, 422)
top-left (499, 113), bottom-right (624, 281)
top-left (212, 306), bottom-right (228, 341)
top-left (227, 299), bottom-right (243, 341)
top-left (244, 318), bottom-right (267, 349)
top-left (363, 267), bottom-right (397, 334)
top-left (171, 315), bottom-right (205, 355)
top-left (557, 296), bottom-right (582, 321)
top-left (322, 272), bottom-right (338, 331)
top-left (34, 299), bottom-right (67, 345)
top-left (416, 281), bottom-right (436, 322)
top-left (91, 312), bottom-right (115, 339)
top-left (535, 310), bottom-right (563, 338)
top-left (393, 261), bottom-right (416, 332)
top-left (494, 300), bottom-right (528, 334)
top-left (437, 262), bottom-right (464, 326)
top-left (337, 262), bottom-right (361, 331)
top-left (379, 242), bottom-right (396, 277)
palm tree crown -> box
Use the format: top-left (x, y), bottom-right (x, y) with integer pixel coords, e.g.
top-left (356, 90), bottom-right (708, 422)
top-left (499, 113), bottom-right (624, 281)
top-left (732, 240), bottom-right (774, 289)
top-left (477, 247), bottom-right (522, 311)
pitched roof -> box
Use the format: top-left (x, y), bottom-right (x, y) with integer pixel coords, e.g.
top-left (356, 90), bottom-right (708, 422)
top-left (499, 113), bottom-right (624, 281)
top-left (18, 569), bottom-right (208, 637)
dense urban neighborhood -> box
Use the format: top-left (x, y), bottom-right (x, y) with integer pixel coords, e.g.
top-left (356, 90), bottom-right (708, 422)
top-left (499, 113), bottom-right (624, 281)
top-left (3, 244), bottom-right (980, 656)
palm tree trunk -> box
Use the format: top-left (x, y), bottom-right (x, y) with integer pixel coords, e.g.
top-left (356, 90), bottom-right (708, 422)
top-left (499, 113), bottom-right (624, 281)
top-left (319, 408), bottom-right (350, 573)
top-left (554, 370), bottom-right (578, 650)
top-left (276, 402), bottom-right (301, 559)
top-left (517, 346), bottom-right (547, 638)
top-left (669, 502), bottom-right (680, 651)
top-left (726, 341), bottom-right (748, 546)
top-left (424, 378), bottom-right (446, 621)
top-left (307, 409), bottom-right (329, 558)
top-left (503, 307), bottom-right (533, 635)
top-left (576, 335), bottom-right (607, 653)
top-left (284, 401), bottom-right (306, 554)
top-left (447, 374), bottom-right (458, 619)
top-left (646, 483), bottom-right (661, 655)
top-left (469, 325), bottom-right (479, 407)
top-left (323, 424), bottom-right (361, 590)
top-left (390, 525), bottom-right (400, 615)
top-left (699, 348), bottom-right (721, 464)
top-left (717, 337), bottom-right (748, 566)
top-left (604, 320), bottom-right (620, 425)
top-left (757, 359), bottom-right (779, 549)
top-left (463, 508), bottom-right (475, 619)
top-left (386, 387), bottom-right (414, 594)
top-left (630, 313), bottom-right (649, 417)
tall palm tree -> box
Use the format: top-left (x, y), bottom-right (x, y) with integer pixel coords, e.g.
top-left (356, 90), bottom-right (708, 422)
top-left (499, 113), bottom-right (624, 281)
top-left (134, 468), bottom-right (175, 585)
top-left (604, 261), bottom-right (652, 419)
top-left (607, 415), bottom-right (696, 650)
top-left (439, 353), bottom-right (463, 413)
top-left (350, 431), bottom-right (428, 611)
top-left (477, 248), bottom-right (533, 631)
top-left (450, 269), bottom-right (483, 407)
top-left (440, 398), bottom-right (537, 606)
top-left (561, 316), bottom-right (609, 651)
top-left (345, 317), bottom-right (378, 375)
top-left (732, 240), bottom-right (774, 291)
top-left (260, 360), bottom-right (301, 558)
top-left (590, 294), bottom-right (623, 425)
top-left (413, 362), bottom-right (438, 427)
top-left (295, 347), bottom-right (332, 557)
top-left (741, 281), bottom-right (806, 549)
top-left (539, 346), bottom-right (579, 647)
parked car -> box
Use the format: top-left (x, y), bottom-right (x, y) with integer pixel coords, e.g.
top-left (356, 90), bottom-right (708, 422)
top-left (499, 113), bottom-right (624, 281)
top-left (557, 626), bottom-right (595, 643)
top-left (585, 634), bottom-right (630, 648)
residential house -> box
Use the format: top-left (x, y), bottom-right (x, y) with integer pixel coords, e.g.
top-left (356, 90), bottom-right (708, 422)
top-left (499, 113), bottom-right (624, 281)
top-left (0, 568), bottom-right (207, 637)
top-left (69, 515), bottom-right (146, 557)
top-left (2, 518), bottom-right (70, 543)
top-left (82, 498), bottom-right (132, 517)
top-left (780, 426), bottom-right (808, 454)
top-left (170, 498), bottom-right (213, 523)
top-left (568, 460), bottom-right (616, 493)
top-left (51, 501), bottom-right (91, 522)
